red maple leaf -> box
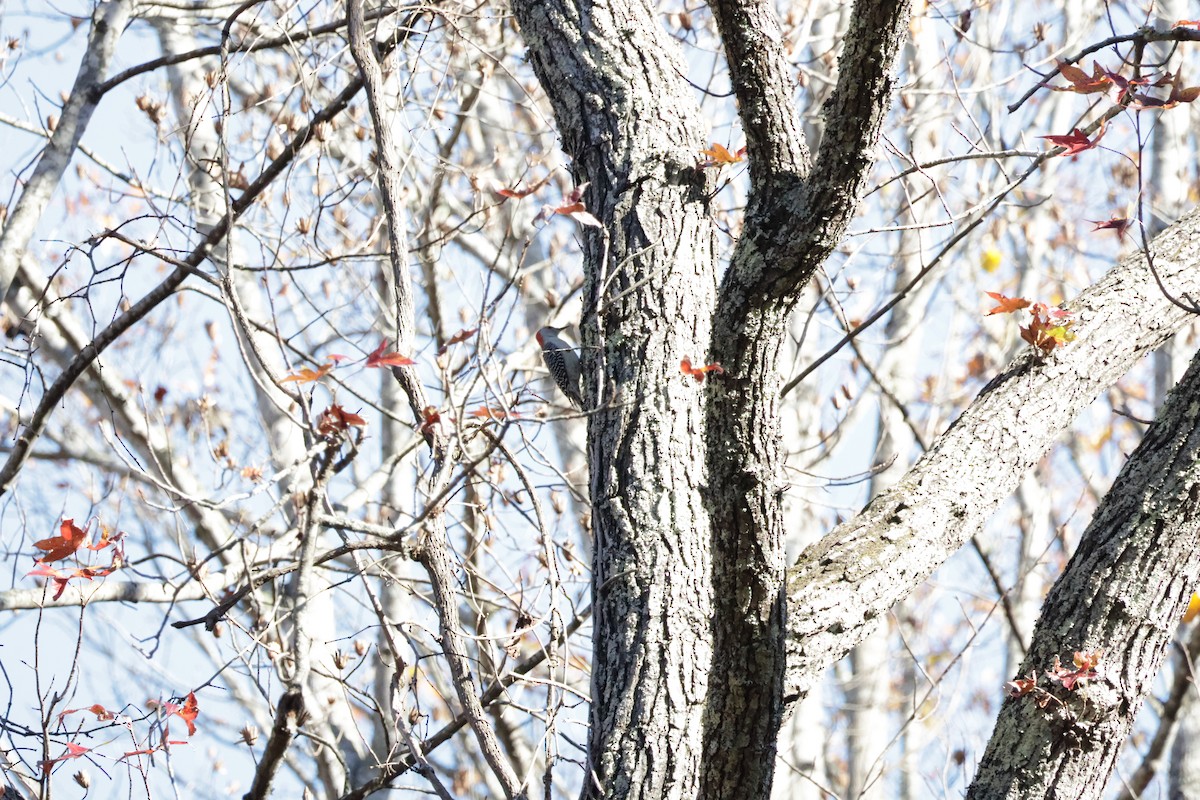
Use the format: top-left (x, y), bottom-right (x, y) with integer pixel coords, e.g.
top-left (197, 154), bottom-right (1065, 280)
top-left (317, 405), bottom-right (366, 436)
top-left (438, 327), bottom-right (478, 354)
top-left (365, 340), bottom-right (416, 369)
top-left (1020, 314), bottom-right (1076, 354)
top-left (39, 741), bottom-right (90, 774)
top-left (175, 692), bottom-right (200, 736)
top-left (1089, 216), bottom-right (1133, 239)
top-left (86, 525), bottom-right (125, 551)
top-left (57, 704), bottom-right (115, 724)
top-left (34, 519), bottom-right (88, 563)
top-left (1039, 123), bottom-right (1106, 156)
top-left (1004, 672), bottom-right (1038, 698)
top-left (1129, 72), bottom-right (1200, 109)
top-left (487, 174), bottom-right (550, 200)
top-left (26, 563), bottom-right (71, 599)
top-left (420, 405), bottom-right (452, 434)
top-left (1045, 651), bottom-right (1100, 691)
top-left (533, 182), bottom-right (602, 228)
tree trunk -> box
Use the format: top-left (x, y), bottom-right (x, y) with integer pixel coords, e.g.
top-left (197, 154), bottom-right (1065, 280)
top-left (511, 0), bottom-right (912, 797)
top-left (512, 3), bottom-right (719, 797)
top-left (967, 343), bottom-right (1200, 798)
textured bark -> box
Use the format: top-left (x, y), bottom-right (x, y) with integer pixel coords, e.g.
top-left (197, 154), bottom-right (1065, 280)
top-left (1111, 623), bottom-right (1200, 800)
top-left (702, 2), bottom-right (912, 796)
top-left (966, 343), bottom-right (1200, 799)
top-left (511, 2), bottom-right (717, 798)
top-left (512, 1), bottom-right (1200, 798)
top-left (785, 207), bottom-right (1200, 702)
top-left (512, 0), bottom-right (913, 797)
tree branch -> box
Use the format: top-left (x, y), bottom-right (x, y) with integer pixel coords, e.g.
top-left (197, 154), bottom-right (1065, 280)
top-left (1112, 624), bottom-right (1200, 800)
top-left (337, 611), bottom-right (590, 800)
top-left (785, 205), bottom-right (1200, 703)
top-left (0, 573), bottom-right (231, 612)
top-left (717, 0), bottom-right (913, 311)
top-left (708, 0), bottom-right (810, 186)
top-left (699, 3), bottom-right (914, 796)
top-left (99, 6), bottom-right (400, 95)
top-left (0, 25), bottom-right (410, 499)
top-left (0, 0), bottom-right (135, 301)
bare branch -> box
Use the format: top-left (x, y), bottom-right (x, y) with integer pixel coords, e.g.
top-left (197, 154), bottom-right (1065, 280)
top-left (0, 573), bottom-right (232, 612)
top-left (0, 32), bottom-right (398, 498)
top-left (0, 0), bottom-right (136, 301)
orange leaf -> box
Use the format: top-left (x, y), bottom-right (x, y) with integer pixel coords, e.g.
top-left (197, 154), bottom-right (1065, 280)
top-left (1185, 592), bottom-right (1200, 623)
top-left (365, 340), bottom-right (416, 368)
top-left (1051, 61), bottom-right (1112, 94)
top-left (469, 406), bottom-right (520, 420)
top-left (34, 519), bottom-right (88, 563)
top-left (280, 361), bottom-right (334, 384)
top-left (984, 292), bottom-right (1030, 315)
top-left (175, 692), bottom-right (200, 736)
top-left (680, 358), bottom-right (726, 383)
top-left (964, 352), bottom-right (988, 379)
top-left (1073, 650), bottom-right (1102, 671)
top-left (698, 143), bottom-right (747, 168)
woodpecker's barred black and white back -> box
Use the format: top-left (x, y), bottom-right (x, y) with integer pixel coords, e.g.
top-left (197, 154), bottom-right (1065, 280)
top-left (536, 325), bottom-right (583, 409)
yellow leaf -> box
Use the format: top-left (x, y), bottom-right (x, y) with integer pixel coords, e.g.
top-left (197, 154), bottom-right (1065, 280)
top-left (981, 248), bottom-right (1002, 273)
top-left (1185, 592), bottom-right (1200, 623)
top-left (1045, 324), bottom-right (1076, 346)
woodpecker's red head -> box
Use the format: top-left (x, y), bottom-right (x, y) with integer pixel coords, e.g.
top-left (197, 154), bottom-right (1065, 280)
top-left (536, 325), bottom-right (568, 348)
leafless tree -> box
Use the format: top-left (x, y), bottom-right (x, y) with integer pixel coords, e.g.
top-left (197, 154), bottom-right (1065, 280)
top-left (2, 2), bottom-right (1200, 799)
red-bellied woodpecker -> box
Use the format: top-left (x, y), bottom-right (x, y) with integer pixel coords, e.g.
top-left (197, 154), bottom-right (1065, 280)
top-left (536, 325), bottom-right (583, 409)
